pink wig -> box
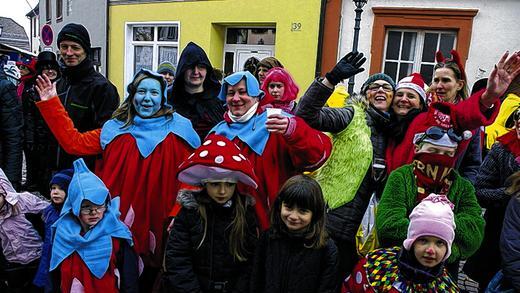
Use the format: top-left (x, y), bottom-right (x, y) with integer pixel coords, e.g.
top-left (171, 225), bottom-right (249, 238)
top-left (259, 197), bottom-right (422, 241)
top-left (261, 67), bottom-right (299, 103)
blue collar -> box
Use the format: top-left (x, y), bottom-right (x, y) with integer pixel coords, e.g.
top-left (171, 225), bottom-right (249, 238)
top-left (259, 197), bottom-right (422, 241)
top-left (49, 197), bottom-right (133, 278)
top-left (210, 111), bottom-right (292, 155)
top-left (100, 114), bottom-right (200, 158)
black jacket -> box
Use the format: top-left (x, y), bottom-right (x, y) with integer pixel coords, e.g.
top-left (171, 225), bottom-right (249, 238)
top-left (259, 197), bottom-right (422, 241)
top-left (249, 230), bottom-right (339, 293)
top-left (169, 42), bottom-right (224, 140)
top-left (501, 196), bottom-right (520, 291)
top-left (295, 80), bottom-right (389, 273)
top-left (0, 71), bottom-right (23, 190)
top-left (464, 142), bottom-right (519, 286)
top-left (54, 58), bottom-right (119, 170)
top-left (164, 191), bottom-right (258, 293)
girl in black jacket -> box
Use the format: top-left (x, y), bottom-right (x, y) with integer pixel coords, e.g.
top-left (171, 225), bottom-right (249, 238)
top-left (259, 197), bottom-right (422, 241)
top-left (164, 134), bottom-right (259, 293)
top-left (250, 174), bottom-right (339, 293)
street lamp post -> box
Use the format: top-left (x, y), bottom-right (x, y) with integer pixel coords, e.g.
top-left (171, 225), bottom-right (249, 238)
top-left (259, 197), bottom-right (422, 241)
top-left (347, 0), bottom-right (368, 94)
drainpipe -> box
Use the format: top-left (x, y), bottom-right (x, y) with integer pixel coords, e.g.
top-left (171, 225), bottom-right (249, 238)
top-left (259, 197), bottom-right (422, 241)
top-left (315, 0), bottom-right (328, 78)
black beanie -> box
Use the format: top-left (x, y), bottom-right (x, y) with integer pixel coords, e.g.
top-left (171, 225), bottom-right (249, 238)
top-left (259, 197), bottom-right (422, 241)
top-left (57, 23), bottom-right (91, 55)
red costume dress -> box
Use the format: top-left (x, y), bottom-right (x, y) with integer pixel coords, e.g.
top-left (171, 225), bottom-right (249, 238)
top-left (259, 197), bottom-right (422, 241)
top-left (37, 97), bottom-right (200, 267)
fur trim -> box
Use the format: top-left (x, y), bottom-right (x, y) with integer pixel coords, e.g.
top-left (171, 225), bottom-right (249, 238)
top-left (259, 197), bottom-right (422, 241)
top-left (315, 103), bottom-right (373, 208)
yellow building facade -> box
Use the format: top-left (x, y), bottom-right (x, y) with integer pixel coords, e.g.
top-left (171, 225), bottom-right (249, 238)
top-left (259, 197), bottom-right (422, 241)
top-left (108, 0), bottom-right (323, 96)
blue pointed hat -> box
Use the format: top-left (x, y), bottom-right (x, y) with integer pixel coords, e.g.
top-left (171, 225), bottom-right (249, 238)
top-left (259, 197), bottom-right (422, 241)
top-left (218, 71), bottom-right (265, 102)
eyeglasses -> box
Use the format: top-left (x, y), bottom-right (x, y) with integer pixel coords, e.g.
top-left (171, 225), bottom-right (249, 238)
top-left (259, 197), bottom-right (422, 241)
top-left (513, 108), bottom-right (520, 122)
top-left (420, 126), bottom-right (462, 143)
top-left (367, 83), bottom-right (393, 92)
top-left (80, 205), bottom-right (107, 215)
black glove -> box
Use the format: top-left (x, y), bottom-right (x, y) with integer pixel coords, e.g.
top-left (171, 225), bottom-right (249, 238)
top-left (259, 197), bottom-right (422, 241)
top-left (325, 51), bottom-right (366, 86)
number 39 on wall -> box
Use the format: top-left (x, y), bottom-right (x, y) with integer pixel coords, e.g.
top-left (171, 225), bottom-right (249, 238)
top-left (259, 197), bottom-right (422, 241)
top-left (291, 23), bottom-right (302, 32)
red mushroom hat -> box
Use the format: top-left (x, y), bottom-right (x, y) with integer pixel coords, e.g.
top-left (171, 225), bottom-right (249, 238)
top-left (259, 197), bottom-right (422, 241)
top-left (177, 134), bottom-right (258, 188)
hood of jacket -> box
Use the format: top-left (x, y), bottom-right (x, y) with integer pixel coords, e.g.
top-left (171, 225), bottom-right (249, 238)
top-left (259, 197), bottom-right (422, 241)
top-left (171, 42), bottom-right (221, 97)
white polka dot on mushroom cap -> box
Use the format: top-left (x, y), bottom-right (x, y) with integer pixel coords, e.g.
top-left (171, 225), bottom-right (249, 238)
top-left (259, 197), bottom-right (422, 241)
top-left (239, 154), bottom-right (246, 160)
top-left (232, 155), bottom-right (242, 162)
top-left (203, 140), bottom-right (212, 146)
top-left (215, 155), bottom-right (224, 164)
top-left (217, 141), bottom-right (226, 147)
top-left (199, 150), bottom-right (209, 157)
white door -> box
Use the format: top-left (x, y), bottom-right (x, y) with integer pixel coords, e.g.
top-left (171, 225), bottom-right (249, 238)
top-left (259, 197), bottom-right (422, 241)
top-left (236, 48), bottom-right (273, 72)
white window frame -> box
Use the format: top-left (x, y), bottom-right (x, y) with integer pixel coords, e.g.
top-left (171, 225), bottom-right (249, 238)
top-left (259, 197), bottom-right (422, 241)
top-left (222, 26), bottom-right (276, 73)
top-left (124, 21), bottom-right (180, 93)
top-left (382, 29), bottom-right (457, 83)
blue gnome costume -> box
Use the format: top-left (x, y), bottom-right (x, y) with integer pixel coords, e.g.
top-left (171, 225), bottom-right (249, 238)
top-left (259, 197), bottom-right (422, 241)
top-left (49, 159), bottom-right (138, 293)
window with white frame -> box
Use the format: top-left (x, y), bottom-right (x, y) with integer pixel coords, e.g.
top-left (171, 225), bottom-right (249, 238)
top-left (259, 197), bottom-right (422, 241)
top-left (382, 29), bottom-right (456, 85)
top-left (126, 23), bottom-right (179, 84)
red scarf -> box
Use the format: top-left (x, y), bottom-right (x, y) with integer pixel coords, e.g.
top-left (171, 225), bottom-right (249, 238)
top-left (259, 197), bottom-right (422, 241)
top-left (497, 130), bottom-right (520, 158)
top-left (413, 153), bottom-right (455, 202)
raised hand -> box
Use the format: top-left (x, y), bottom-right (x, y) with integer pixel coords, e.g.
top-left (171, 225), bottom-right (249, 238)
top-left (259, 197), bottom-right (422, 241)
top-left (325, 51), bottom-right (367, 86)
top-left (35, 74), bottom-right (58, 101)
top-left (482, 51), bottom-right (520, 106)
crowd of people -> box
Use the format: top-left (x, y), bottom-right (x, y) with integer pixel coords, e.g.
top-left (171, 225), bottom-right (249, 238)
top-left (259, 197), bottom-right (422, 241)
top-left (0, 21), bottom-right (520, 293)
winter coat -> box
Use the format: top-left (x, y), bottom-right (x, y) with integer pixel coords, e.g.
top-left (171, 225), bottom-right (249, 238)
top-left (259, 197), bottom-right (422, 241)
top-left (454, 127), bottom-right (482, 184)
top-left (501, 196), bottom-right (520, 291)
top-left (169, 42), bottom-right (225, 139)
top-left (164, 190), bottom-right (258, 293)
top-left (0, 70), bottom-right (23, 190)
top-left (295, 79), bottom-right (389, 273)
top-left (344, 247), bottom-right (459, 293)
top-left (376, 164), bottom-right (485, 263)
top-left (21, 77), bottom-right (55, 194)
top-left (33, 204), bottom-right (61, 291)
top-left (55, 58), bottom-right (119, 170)
top-left (249, 230), bottom-right (339, 293)
top-left (464, 140), bottom-right (519, 286)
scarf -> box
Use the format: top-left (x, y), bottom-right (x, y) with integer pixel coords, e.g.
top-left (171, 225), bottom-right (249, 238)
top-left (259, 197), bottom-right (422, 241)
top-left (100, 113), bottom-right (201, 158)
top-left (413, 153), bottom-right (455, 201)
top-left (228, 102), bottom-right (260, 123)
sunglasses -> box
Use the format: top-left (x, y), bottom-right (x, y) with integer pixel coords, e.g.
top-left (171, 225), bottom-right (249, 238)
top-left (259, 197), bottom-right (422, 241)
top-left (367, 83), bottom-right (393, 92)
top-left (514, 108), bottom-right (520, 122)
top-left (420, 126), bottom-right (462, 143)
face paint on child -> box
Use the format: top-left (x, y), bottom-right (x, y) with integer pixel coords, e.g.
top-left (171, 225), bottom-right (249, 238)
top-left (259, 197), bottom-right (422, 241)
top-left (413, 236), bottom-right (447, 268)
top-left (133, 78), bottom-right (163, 117)
top-left (50, 184), bottom-right (66, 204)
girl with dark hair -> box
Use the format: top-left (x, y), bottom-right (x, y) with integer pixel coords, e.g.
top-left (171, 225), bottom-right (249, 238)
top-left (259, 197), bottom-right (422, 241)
top-left (164, 134), bottom-right (259, 293)
top-left (250, 175), bottom-right (339, 293)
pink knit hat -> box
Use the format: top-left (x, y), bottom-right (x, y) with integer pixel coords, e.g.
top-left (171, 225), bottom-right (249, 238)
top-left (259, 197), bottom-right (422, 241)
top-left (403, 193), bottom-right (456, 261)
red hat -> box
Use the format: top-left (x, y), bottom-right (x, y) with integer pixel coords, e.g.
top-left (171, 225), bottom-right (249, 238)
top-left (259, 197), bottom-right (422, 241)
top-left (177, 134), bottom-right (258, 188)
top-left (436, 50), bottom-right (467, 82)
top-left (412, 102), bottom-right (472, 148)
top-left (396, 73), bottom-right (427, 104)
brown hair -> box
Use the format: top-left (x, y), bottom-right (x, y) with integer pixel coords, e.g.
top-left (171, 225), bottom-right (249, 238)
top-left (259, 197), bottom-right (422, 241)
top-left (112, 70), bottom-right (174, 128)
top-left (434, 61), bottom-right (469, 102)
top-left (269, 175), bottom-right (328, 249)
top-left (196, 189), bottom-right (252, 261)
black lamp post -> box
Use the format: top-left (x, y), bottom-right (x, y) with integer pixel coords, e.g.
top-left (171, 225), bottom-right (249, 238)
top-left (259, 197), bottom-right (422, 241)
top-left (347, 0), bottom-right (368, 94)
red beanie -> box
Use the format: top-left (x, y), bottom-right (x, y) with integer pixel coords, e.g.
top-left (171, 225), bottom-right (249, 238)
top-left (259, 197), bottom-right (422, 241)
top-left (396, 73), bottom-right (427, 104)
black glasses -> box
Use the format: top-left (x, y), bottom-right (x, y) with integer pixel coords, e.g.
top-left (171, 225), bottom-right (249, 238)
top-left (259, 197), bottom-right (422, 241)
top-left (367, 83), bottom-right (393, 92)
top-left (421, 126), bottom-right (462, 143)
top-left (514, 108), bottom-right (520, 122)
